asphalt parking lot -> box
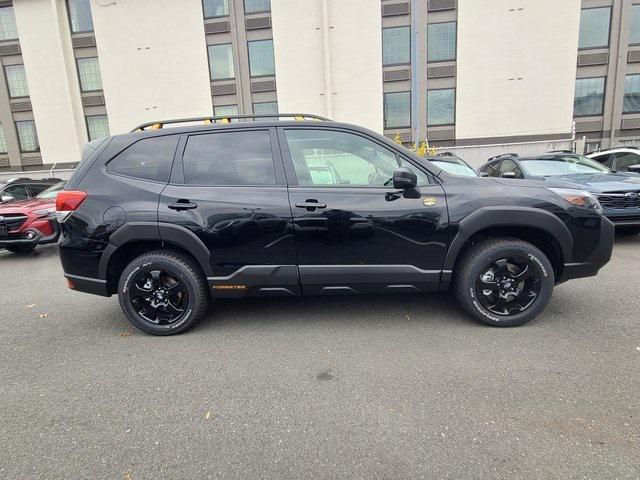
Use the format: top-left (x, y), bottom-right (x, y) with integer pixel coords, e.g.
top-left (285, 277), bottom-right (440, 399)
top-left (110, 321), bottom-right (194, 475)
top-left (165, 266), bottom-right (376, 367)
top-left (1, 238), bottom-right (639, 480)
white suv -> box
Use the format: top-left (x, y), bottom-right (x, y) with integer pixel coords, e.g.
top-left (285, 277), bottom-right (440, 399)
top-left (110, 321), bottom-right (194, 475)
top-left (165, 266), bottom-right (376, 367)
top-left (587, 147), bottom-right (640, 173)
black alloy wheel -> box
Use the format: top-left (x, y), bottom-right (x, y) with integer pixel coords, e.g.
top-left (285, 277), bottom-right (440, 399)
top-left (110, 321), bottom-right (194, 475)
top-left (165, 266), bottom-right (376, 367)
top-left (474, 255), bottom-right (540, 316)
top-left (129, 269), bottom-right (188, 325)
top-left (453, 238), bottom-right (555, 327)
top-left (118, 250), bottom-right (210, 335)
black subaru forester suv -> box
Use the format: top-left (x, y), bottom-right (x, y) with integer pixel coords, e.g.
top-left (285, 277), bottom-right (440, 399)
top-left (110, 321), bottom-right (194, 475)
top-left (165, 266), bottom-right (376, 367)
top-left (57, 114), bottom-right (614, 335)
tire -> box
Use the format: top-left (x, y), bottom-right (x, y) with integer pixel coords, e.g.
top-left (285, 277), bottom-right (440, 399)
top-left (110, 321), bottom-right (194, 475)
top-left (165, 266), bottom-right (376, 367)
top-left (118, 250), bottom-right (210, 335)
top-left (453, 238), bottom-right (555, 327)
top-left (5, 244), bottom-right (36, 253)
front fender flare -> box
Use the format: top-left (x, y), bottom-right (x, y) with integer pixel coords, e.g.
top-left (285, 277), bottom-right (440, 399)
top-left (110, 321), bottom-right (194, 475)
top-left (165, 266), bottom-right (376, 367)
top-left (443, 206), bottom-right (573, 272)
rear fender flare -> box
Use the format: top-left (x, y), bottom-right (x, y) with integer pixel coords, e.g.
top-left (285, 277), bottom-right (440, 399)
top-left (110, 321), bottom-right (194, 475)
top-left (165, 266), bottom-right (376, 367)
top-left (98, 222), bottom-right (213, 279)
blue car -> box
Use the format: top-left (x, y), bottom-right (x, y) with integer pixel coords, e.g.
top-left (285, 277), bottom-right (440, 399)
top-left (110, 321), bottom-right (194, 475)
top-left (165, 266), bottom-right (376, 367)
top-left (478, 152), bottom-right (640, 233)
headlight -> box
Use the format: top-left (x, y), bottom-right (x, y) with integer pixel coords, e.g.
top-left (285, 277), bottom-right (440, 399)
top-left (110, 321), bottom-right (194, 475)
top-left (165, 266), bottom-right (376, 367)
top-left (33, 207), bottom-right (55, 216)
top-left (548, 188), bottom-right (603, 214)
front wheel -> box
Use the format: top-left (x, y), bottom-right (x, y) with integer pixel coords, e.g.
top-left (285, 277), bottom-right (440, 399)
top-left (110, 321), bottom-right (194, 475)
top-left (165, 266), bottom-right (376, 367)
top-left (453, 238), bottom-right (555, 327)
top-left (118, 250), bottom-right (210, 335)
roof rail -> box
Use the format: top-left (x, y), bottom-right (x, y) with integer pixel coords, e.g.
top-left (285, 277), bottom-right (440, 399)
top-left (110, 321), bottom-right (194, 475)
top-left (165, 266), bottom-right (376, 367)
top-left (547, 149), bottom-right (575, 154)
top-left (131, 113), bottom-right (331, 132)
top-left (487, 152), bottom-right (519, 162)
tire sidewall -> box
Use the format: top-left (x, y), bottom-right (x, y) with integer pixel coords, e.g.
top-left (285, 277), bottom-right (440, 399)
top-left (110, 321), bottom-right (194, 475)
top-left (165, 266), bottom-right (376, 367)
top-left (118, 256), bottom-right (199, 335)
top-left (462, 244), bottom-right (554, 327)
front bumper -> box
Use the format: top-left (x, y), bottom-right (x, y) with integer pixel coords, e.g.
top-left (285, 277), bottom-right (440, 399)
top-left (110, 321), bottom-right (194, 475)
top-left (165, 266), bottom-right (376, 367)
top-left (559, 216), bottom-right (614, 282)
top-left (0, 225), bottom-right (59, 247)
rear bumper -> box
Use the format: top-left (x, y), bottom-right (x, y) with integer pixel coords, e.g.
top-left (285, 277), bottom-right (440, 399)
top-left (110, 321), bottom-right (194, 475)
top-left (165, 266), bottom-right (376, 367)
top-left (559, 216), bottom-right (614, 283)
top-left (64, 274), bottom-right (110, 297)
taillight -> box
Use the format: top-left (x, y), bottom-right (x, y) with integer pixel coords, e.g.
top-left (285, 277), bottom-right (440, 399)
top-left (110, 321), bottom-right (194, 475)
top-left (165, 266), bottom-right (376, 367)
top-left (55, 190), bottom-right (87, 223)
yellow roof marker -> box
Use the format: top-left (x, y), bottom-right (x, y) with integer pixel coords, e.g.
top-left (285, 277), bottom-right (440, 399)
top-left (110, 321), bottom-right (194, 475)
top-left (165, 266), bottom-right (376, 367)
top-left (150, 123), bottom-right (163, 130)
top-left (294, 115), bottom-right (304, 121)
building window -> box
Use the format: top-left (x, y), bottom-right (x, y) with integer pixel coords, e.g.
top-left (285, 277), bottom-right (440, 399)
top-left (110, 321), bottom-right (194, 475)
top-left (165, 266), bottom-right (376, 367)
top-left (67, 0), bottom-right (93, 33)
top-left (427, 88), bottom-right (455, 126)
top-left (253, 101), bottom-right (278, 115)
top-left (578, 7), bottom-right (610, 49)
top-left (0, 127), bottom-right (7, 154)
top-left (630, 5), bottom-right (640, 45)
top-left (427, 22), bottom-right (456, 62)
top-left (244, 0), bottom-right (270, 14)
top-left (574, 77), bottom-right (605, 116)
top-left (215, 105), bottom-right (239, 117)
top-left (208, 44), bottom-right (235, 80)
top-left (0, 6), bottom-right (18, 41)
top-left (15, 121), bottom-right (39, 153)
top-left (382, 27), bottom-right (410, 66)
top-left (86, 115), bottom-right (109, 141)
top-left (383, 92), bottom-right (410, 129)
top-left (203, 0), bottom-right (229, 18)
top-left (623, 74), bottom-right (640, 114)
top-left (248, 39), bottom-right (275, 77)
top-left (76, 57), bottom-right (102, 92)
top-left (4, 65), bottom-right (29, 98)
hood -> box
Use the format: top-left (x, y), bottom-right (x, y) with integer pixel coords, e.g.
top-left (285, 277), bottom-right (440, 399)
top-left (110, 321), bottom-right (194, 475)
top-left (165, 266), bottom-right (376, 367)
top-left (0, 197), bottom-right (54, 214)
top-left (539, 172), bottom-right (640, 193)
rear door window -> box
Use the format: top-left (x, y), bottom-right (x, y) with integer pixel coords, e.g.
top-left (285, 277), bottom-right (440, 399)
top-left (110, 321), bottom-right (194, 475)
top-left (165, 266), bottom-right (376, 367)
top-left (182, 130), bottom-right (276, 185)
top-left (28, 184), bottom-right (50, 196)
top-left (107, 135), bottom-right (178, 183)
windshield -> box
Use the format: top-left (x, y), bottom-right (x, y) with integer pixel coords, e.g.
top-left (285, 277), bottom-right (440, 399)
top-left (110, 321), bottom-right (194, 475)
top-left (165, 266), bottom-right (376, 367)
top-left (521, 155), bottom-right (611, 176)
top-left (431, 160), bottom-right (477, 177)
top-left (36, 182), bottom-right (66, 199)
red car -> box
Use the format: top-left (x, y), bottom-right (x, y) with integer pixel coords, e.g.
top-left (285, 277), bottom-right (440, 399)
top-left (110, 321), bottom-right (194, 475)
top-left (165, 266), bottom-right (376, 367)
top-left (0, 181), bottom-right (65, 253)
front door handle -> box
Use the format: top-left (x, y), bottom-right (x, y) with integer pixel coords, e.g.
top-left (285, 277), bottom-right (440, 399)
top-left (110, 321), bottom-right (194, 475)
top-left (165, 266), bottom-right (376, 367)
top-left (295, 200), bottom-right (327, 211)
top-left (168, 200), bottom-right (198, 211)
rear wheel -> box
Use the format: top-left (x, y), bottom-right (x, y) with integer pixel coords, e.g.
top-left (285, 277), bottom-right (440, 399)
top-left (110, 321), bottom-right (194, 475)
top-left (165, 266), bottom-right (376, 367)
top-left (118, 250), bottom-right (210, 335)
top-left (5, 244), bottom-right (36, 253)
top-left (453, 238), bottom-right (554, 327)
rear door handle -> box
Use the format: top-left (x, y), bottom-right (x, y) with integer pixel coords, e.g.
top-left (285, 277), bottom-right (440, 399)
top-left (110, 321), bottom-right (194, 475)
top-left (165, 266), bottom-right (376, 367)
top-left (295, 201), bottom-right (327, 211)
top-left (168, 200), bottom-right (198, 211)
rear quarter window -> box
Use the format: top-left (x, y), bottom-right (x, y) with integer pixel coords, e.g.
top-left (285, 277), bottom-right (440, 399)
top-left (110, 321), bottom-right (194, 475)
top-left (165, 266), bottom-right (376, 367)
top-left (106, 135), bottom-right (178, 183)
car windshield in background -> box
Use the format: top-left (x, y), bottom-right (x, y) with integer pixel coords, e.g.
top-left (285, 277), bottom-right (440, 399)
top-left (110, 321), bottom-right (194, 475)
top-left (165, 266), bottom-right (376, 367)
top-left (36, 182), bottom-right (66, 199)
top-left (431, 160), bottom-right (478, 177)
top-left (521, 155), bottom-right (611, 176)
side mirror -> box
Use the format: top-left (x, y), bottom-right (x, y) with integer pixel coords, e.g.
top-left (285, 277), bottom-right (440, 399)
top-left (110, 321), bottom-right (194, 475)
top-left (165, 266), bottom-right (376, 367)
top-left (627, 164), bottom-right (640, 174)
top-left (393, 167), bottom-right (417, 190)
top-left (478, 171), bottom-right (489, 177)
top-left (501, 171), bottom-right (517, 179)
top-left (1, 195), bottom-right (14, 203)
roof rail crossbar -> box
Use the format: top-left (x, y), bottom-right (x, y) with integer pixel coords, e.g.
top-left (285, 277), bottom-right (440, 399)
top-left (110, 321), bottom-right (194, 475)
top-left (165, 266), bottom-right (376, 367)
top-left (131, 113), bottom-right (331, 132)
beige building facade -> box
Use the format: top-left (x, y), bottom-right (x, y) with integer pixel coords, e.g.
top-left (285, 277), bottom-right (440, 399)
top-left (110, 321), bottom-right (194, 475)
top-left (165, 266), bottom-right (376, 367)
top-left (0, 0), bottom-right (637, 171)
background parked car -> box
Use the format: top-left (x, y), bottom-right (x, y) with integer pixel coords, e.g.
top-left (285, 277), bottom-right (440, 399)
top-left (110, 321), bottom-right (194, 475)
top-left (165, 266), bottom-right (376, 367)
top-left (0, 177), bottom-right (63, 205)
top-left (587, 147), bottom-right (640, 173)
top-left (0, 181), bottom-right (65, 253)
top-left (426, 153), bottom-right (480, 177)
top-left (477, 152), bottom-right (640, 233)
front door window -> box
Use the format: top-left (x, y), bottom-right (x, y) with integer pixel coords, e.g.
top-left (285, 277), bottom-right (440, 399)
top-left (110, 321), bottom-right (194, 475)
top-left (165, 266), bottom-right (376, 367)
top-left (284, 129), bottom-right (428, 186)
